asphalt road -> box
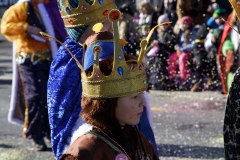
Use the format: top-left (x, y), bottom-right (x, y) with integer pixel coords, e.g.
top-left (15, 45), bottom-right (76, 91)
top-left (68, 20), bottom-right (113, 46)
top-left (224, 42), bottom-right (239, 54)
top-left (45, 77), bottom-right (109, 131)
top-left (0, 34), bottom-right (227, 160)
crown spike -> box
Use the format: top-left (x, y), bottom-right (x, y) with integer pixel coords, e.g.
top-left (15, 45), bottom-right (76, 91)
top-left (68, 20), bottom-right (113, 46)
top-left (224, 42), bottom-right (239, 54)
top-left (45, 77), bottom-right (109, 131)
top-left (39, 32), bottom-right (84, 71)
top-left (108, 9), bottom-right (128, 71)
top-left (137, 22), bottom-right (172, 65)
top-left (91, 45), bottom-right (104, 78)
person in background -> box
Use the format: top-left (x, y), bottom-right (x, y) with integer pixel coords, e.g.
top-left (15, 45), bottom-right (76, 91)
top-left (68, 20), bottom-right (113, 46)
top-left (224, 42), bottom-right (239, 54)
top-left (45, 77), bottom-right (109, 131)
top-left (0, 0), bottom-right (66, 151)
top-left (167, 16), bottom-right (197, 90)
top-left (138, 1), bottom-right (160, 29)
top-left (218, 10), bottom-right (238, 94)
top-left (119, 3), bottom-right (140, 56)
top-left (146, 14), bottom-right (176, 90)
top-left (176, 0), bottom-right (212, 25)
top-left (159, 0), bottom-right (178, 27)
top-left (191, 25), bottom-right (210, 92)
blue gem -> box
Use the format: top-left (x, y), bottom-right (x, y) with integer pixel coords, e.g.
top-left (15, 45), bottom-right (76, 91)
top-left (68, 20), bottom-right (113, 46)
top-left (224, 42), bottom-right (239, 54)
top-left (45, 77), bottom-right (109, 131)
top-left (118, 67), bottom-right (123, 76)
top-left (118, 55), bottom-right (122, 59)
top-left (65, 7), bottom-right (70, 14)
top-left (98, 0), bottom-right (103, 4)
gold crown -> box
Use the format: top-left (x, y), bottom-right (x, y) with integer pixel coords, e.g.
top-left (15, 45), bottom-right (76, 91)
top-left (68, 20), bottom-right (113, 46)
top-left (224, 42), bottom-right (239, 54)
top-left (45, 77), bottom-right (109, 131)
top-left (40, 9), bottom-right (171, 98)
top-left (228, 0), bottom-right (240, 20)
top-left (80, 9), bottom-right (171, 98)
top-left (59, 0), bottom-right (116, 27)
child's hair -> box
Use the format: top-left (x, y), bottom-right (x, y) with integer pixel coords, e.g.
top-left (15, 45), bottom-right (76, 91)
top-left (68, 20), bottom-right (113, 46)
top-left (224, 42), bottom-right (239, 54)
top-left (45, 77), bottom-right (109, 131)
top-left (81, 54), bottom-right (138, 130)
top-left (139, 1), bottom-right (155, 14)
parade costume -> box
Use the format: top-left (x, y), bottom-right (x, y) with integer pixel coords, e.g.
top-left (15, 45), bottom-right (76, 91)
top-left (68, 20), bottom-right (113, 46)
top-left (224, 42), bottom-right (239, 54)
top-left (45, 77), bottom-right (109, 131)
top-left (223, 0), bottom-right (240, 159)
top-left (47, 0), bottom-right (158, 158)
top-left (52, 9), bottom-right (160, 159)
top-left (0, 0), bottom-right (66, 150)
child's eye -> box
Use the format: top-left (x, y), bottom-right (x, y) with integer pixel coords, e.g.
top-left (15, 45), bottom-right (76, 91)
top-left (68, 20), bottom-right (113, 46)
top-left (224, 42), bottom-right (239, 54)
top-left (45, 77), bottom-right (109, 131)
top-left (133, 95), bottom-right (138, 99)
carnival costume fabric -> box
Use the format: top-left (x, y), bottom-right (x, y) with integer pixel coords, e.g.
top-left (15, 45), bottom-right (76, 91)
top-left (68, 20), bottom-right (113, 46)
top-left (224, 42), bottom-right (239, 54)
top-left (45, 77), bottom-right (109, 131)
top-left (223, 0), bottom-right (240, 159)
top-left (57, 8), bottom-right (160, 159)
top-left (47, 0), bottom-right (157, 159)
top-left (2, 0), bottom-right (66, 129)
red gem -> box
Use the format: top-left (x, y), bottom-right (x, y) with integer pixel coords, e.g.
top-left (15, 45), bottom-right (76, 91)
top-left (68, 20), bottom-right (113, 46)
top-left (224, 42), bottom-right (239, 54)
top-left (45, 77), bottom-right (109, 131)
top-left (68, 19), bottom-right (74, 24)
top-left (94, 46), bottom-right (101, 53)
top-left (103, 10), bottom-right (109, 16)
top-left (110, 11), bottom-right (119, 20)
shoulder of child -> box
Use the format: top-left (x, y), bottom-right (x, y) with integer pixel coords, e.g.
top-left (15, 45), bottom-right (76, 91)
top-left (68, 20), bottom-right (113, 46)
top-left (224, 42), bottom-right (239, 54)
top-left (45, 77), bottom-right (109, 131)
top-left (61, 133), bottom-right (118, 159)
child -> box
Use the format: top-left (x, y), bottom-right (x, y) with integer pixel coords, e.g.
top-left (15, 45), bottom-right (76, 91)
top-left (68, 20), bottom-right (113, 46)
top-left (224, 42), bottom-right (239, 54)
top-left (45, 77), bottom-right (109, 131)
top-left (59, 9), bottom-right (159, 160)
top-left (167, 16), bottom-right (197, 90)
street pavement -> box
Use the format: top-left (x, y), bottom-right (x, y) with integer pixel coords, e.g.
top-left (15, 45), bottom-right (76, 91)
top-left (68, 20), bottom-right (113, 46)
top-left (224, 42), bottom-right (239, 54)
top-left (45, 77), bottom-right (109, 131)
top-left (0, 33), bottom-right (227, 160)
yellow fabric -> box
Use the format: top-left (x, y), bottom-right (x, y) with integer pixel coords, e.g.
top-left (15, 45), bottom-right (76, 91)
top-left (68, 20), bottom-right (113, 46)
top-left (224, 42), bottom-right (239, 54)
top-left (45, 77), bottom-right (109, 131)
top-left (0, 2), bottom-right (50, 54)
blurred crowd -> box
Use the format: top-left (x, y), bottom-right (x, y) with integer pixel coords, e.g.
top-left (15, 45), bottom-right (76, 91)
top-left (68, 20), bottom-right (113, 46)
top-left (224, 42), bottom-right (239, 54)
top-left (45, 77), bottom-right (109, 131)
top-left (118, 0), bottom-right (237, 94)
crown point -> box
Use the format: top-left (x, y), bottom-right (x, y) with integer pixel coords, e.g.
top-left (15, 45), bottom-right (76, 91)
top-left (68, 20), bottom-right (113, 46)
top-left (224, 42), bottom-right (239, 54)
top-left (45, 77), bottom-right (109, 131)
top-left (103, 10), bottom-right (109, 16)
top-left (110, 11), bottom-right (120, 20)
top-left (118, 67), bottom-right (123, 76)
top-left (94, 72), bottom-right (100, 78)
top-left (68, 19), bottom-right (74, 25)
top-left (65, 7), bottom-right (70, 14)
top-left (81, 5), bottom-right (87, 10)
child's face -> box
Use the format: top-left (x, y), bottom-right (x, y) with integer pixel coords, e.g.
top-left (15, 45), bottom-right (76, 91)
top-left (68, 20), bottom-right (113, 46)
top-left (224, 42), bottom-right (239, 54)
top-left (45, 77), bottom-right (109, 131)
top-left (215, 17), bottom-right (222, 25)
top-left (180, 23), bottom-right (188, 31)
top-left (115, 92), bottom-right (146, 126)
top-left (141, 28), bottom-right (150, 36)
top-left (158, 24), bottom-right (169, 32)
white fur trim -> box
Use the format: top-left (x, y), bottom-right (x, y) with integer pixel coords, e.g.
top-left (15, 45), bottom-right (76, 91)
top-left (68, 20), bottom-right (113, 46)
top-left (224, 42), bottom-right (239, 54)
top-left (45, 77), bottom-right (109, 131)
top-left (8, 42), bottom-right (24, 127)
top-left (143, 91), bottom-right (153, 126)
top-left (62, 117), bottom-right (92, 153)
top-left (38, 3), bottom-right (58, 58)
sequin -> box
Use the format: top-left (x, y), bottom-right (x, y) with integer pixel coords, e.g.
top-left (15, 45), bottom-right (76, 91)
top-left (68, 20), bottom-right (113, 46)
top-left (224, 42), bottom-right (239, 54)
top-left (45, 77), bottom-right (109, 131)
top-left (81, 5), bottom-right (86, 10)
top-left (65, 7), bottom-right (70, 14)
top-left (118, 67), bottom-right (123, 76)
top-left (103, 10), bottom-right (109, 16)
top-left (118, 55), bottom-right (122, 60)
top-left (94, 72), bottom-right (100, 78)
top-left (68, 19), bottom-right (74, 24)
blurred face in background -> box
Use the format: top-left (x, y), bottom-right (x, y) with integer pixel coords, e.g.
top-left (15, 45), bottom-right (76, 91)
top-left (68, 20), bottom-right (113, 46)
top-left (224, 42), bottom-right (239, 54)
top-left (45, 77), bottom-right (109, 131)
top-left (158, 24), bottom-right (169, 32)
top-left (141, 26), bottom-right (150, 36)
top-left (180, 23), bottom-right (189, 31)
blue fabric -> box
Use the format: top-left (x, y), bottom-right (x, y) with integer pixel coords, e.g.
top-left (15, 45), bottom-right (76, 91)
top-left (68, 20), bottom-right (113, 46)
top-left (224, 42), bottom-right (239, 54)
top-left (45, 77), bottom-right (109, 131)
top-left (136, 107), bottom-right (158, 155)
top-left (206, 17), bottom-right (219, 29)
top-left (47, 39), bottom-right (83, 160)
top-left (84, 41), bottom-right (114, 70)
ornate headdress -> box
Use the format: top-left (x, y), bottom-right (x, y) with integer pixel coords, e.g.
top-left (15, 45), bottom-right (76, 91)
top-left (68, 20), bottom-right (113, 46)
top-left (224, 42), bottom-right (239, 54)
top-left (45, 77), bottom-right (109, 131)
top-left (58, 0), bottom-right (116, 28)
top-left (228, 0), bottom-right (240, 20)
top-left (41, 9), bottom-right (170, 98)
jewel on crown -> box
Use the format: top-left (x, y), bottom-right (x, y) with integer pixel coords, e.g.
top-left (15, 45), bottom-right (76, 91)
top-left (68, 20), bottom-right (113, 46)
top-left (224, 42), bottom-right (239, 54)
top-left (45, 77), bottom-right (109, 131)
top-left (80, 9), bottom-right (150, 98)
top-left (58, 0), bottom-right (116, 27)
top-left (40, 9), bottom-right (171, 98)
